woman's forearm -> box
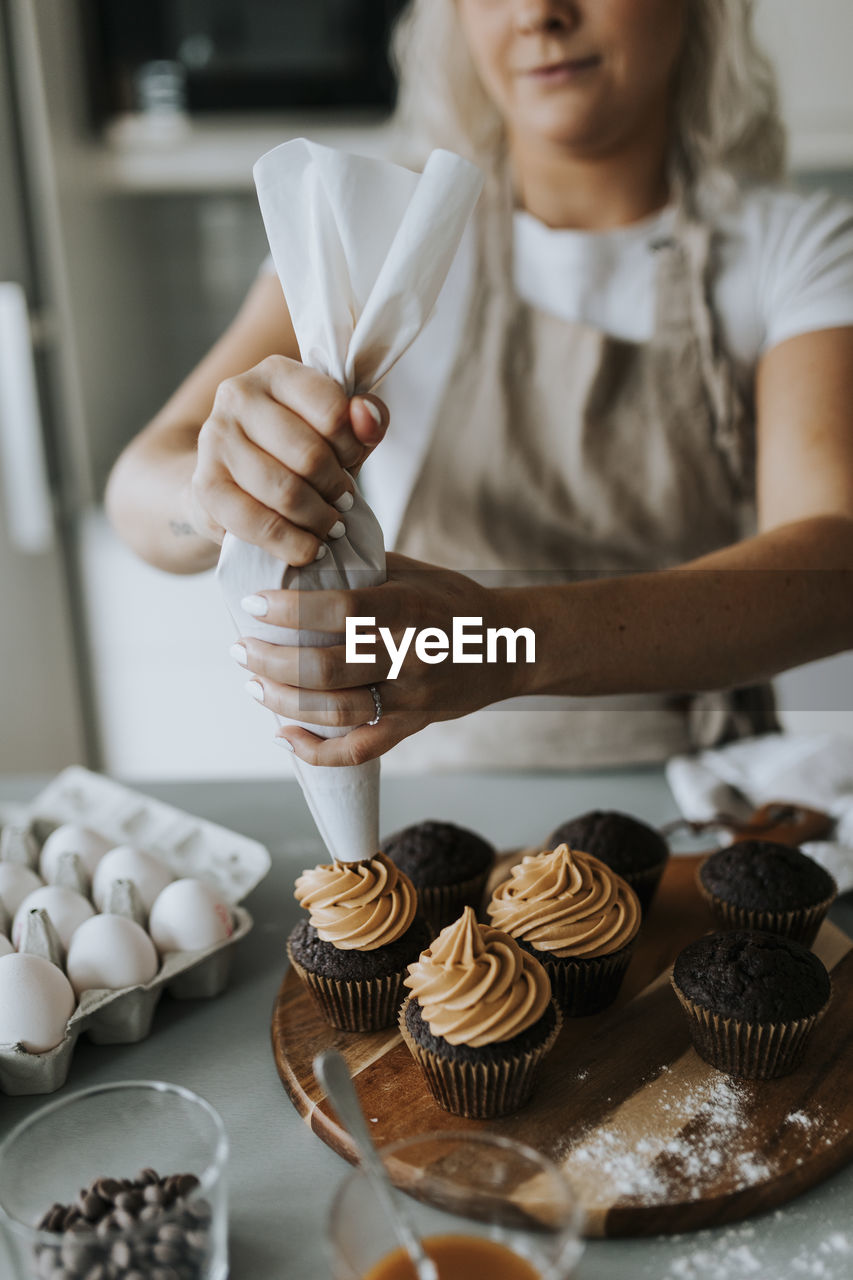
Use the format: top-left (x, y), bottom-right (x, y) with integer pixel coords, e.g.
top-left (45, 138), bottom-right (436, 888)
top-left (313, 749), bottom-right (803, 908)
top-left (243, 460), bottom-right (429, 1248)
top-left (240, 517), bottom-right (852, 767)
top-left (105, 423), bottom-right (219, 575)
top-left (509, 516), bottom-right (853, 699)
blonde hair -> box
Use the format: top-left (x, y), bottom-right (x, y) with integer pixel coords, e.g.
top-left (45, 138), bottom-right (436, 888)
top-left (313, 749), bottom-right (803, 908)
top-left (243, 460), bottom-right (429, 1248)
top-left (390, 0), bottom-right (786, 197)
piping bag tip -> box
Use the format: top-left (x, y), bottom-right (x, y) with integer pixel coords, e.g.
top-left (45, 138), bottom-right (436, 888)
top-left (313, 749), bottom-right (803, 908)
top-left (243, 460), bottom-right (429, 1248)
top-left (290, 754), bottom-right (381, 864)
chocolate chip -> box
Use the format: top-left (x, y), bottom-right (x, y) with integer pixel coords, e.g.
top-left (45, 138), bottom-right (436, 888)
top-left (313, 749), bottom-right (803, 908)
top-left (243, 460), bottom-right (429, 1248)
top-left (159, 1175), bottom-right (180, 1203)
top-left (157, 1223), bottom-right (185, 1245)
top-left (91, 1177), bottom-right (122, 1203)
top-left (136, 1166), bottom-right (160, 1185)
top-left (185, 1228), bottom-right (209, 1254)
top-left (60, 1234), bottom-right (95, 1270)
top-left (77, 1191), bottom-right (107, 1222)
top-left (111, 1207), bottom-right (137, 1232)
top-left (38, 1203), bottom-right (68, 1233)
top-left (153, 1241), bottom-right (182, 1265)
top-left (143, 1183), bottom-right (165, 1205)
top-left (174, 1174), bottom-right (199, 1197)
top-left (183, 1199), bottom-right (212, 1226)
top-left (109, 1238), bottom-right (133, 1267)
top-left (114, 1189), bottom-right (143, 1214)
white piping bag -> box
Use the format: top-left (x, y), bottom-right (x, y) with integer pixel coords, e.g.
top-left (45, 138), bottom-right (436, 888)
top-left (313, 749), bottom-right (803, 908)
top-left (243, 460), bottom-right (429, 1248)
top-left (217, 139), bottom-right (483, 862)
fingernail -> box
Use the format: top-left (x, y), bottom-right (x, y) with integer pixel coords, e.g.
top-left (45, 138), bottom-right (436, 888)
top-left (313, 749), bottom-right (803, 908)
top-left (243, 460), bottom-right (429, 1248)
top-left (329, 520), bottom-right (346, 539)
top-left (334, 489), bottom-right (354, 513)
top-left (245, 680), bottom-right (264, 703)
top-left (230, 643), bottom-right (248, 667)
top-left (361, 398), bottom-right (382, 428)
top-left (241, 594), bottom-right (268, 617)
top-left (313, 542), bottom-right (328, 562)
top-left (275, 737), bottom-right (296, 753)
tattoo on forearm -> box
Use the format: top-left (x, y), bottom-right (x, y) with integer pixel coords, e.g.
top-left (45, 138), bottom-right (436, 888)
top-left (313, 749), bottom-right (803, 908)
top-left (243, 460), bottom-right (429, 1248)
top-left (169, 520), bottom-right (198, 538)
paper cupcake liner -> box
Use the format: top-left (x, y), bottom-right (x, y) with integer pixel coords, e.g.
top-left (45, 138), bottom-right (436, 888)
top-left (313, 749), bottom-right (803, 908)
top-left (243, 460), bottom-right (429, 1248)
top-left (398, 998), bottom-right (562, 1119)
top-left (671, 981), bottom-right (831, 1079)
top-left (521, 941), bottom-right (635, 1017)
top-left (287, 944), bottom-right (406, 1032)
top-left (696, 868), bottom-right (836, 946)
top-left (415, 868), bottom-right (493, 933)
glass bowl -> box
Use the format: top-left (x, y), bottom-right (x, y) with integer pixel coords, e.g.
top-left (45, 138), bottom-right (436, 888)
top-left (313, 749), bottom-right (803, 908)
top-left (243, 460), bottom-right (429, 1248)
top-left (329, 1131), bottom-right (583, 1280)
top-left (0, 1080), bottom-right (228, 1279)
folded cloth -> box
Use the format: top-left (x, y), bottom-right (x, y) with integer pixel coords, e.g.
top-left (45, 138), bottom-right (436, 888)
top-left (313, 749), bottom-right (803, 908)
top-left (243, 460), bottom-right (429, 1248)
top-left (666, 732), bottom-right (853, 893)
top-left (217, 140), bottom-right (482, 862)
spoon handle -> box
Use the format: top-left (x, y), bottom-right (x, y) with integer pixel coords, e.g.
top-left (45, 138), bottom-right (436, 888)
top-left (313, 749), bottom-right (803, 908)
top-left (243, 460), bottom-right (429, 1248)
top-left (315, 1050), bottom-right (439, 1280)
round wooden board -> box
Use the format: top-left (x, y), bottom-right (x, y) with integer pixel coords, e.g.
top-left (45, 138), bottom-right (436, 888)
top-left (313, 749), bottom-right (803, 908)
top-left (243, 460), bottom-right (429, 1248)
top-left (271, 853), bottom-right (853, 1238)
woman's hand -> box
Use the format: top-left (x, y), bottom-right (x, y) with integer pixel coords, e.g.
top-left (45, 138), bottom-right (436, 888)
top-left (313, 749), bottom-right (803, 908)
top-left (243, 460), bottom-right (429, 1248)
top-left (231, 554), bottom-right (530, 765)
top-left (187, 355), bottom-right (388, 565)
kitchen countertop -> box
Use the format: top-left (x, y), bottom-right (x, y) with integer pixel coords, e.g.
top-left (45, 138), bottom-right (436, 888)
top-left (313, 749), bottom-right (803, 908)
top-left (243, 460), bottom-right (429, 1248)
top-left (1, 768), bottom-right (851, 1280)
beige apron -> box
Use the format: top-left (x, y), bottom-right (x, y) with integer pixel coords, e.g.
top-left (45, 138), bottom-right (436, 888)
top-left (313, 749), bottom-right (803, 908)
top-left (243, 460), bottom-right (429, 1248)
top-left (386, 190), bottom-right (778, 771)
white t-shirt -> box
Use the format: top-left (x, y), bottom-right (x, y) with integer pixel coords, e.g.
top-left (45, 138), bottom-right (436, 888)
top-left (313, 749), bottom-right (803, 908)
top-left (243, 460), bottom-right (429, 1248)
top-left (266, 182), bottom-right (853, 545)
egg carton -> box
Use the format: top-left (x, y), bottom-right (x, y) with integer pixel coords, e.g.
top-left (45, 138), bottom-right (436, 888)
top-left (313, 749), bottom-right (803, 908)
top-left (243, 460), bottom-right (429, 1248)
top-left (0, 766), bottom-right (271, 1096)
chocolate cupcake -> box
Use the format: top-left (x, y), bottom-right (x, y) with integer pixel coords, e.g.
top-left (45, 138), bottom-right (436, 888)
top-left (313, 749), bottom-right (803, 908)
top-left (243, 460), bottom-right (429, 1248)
top-left (487, 845), bottom-right (641, 1016)
top-left (288, 852), bottom-right (431, 1031)
top-left (671, 930), bottom-right (831, 1079)
top-left (547, 810), bottom-right (669, 913)
top-left (381, 820), bottom-right (495, 932)
top-left (399, 907), bottom-right (561, 1119)
top-left (697, 840), bottom-right (836, 945)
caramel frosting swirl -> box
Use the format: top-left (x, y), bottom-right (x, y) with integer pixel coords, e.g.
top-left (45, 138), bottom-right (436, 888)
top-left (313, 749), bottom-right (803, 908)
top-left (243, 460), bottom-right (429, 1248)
top-left (404, 906), bottom-right (551, 1046)
top-left (294, 852), bottom-right (417, 951)
top-left (487, 845), bottom-right (640, 959)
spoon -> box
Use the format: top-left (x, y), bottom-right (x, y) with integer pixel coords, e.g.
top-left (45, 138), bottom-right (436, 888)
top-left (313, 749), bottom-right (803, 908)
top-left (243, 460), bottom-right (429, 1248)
top-left (314, 1049), bottom-right (439, 1280)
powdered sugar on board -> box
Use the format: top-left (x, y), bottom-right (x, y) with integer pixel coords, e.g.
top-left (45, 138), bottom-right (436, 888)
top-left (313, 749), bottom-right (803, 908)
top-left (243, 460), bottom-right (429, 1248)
top-left (545, 918), bottom-right (853, 1227)
top-left (558, 1050), bottom-right (843, 1212)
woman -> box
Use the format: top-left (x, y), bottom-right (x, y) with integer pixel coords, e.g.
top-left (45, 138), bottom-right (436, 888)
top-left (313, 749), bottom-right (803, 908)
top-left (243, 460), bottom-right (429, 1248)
top-left (106, 0), bottom-right (853, 771)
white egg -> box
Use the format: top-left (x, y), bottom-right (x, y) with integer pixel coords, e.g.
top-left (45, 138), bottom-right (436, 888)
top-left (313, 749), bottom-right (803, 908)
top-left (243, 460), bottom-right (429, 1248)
top-left (0, 952), bottom-right (75, 1052)
top-left (12, 885), bottom-right (95, 951)
top-left (66, 914), bottom-right (159, 996)
top-left (0, 863), bottom-right (44, 916)
top-left (149, 878), bottom-right (233, 953)
top-left (39, 824), bottom-right (112, 884)
top-left (0, 935), bottom-right (14, 958)
top-left (92, 846), bottom-right (174, 914)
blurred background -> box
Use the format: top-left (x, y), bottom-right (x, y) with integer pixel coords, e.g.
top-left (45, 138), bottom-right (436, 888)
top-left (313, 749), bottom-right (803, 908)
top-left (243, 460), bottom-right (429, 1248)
top-left (1, 0), bottom-right (852, 780)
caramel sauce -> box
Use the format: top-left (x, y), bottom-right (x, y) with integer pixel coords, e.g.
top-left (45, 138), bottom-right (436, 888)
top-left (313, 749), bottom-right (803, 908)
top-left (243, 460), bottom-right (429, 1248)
top-left (362, 1234), bottom-right (541, 1280)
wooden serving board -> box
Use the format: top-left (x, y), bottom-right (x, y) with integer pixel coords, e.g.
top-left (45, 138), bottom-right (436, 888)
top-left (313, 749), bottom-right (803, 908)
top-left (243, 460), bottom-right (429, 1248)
top-left (271, 852), bottom-right (853, 1238)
